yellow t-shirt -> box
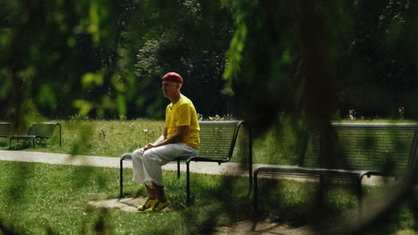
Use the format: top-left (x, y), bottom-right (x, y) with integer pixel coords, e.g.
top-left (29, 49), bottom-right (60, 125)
top-left (165, 94), bottom-right (200, 149)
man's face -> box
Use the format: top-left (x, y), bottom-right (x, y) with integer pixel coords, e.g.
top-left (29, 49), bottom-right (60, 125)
top-left (162, 80), bottom-right (179, 99)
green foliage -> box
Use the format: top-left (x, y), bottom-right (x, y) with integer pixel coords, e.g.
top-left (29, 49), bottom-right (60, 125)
top-left (2, 0), bottom-right (417, 122)
top-left (0, 0), bottom-right (88, 121)
top-left (336, 0), bottom-right (418, 118)
top-left (132, 0), bottom-right (234, 118)
top-left (223, 0), bottom-right (418, 126)
top-left (223, 0), bottom-right (353, 129)
top-left (0, 0), bottom-right (235, 121)
top-left (2, 0), bottom-right (418, 232)
top-left (219, 3), bottom-right (418, 232)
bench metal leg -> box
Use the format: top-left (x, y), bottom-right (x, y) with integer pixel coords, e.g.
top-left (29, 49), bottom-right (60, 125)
top-left (119, 153), bottom-right (132, 199)
top-left (119, 154), bottom-right (188, 202)
top-left (177, 160), bottom-right (181, 178)
top-left (253, 169), bottom-right (259, 212)
top-left (248, 125), bottom-right (253, 194)
top-left (9, 137), bottom-right (36, 149)
top-left (186, 160), bottom-right (191, 205)
top-left (56, 123), bottom-right (62, 146)
top-left (356, 177), bottom-right (364, 217)
top-left (120, 158), bottom-right (124, 198)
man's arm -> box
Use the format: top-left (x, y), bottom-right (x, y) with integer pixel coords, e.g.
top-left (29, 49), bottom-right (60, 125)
top-left (163, 126), bottom-right (189, 144)
top-left (144, 126), bottom-right (189, 150)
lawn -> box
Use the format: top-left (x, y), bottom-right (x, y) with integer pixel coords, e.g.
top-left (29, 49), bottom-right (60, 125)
top-left (0, 161), bottom-right (251, 235)
top-left (1, 119), bottom-right (418, 234)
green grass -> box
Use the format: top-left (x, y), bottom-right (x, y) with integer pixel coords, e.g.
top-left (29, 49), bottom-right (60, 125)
top-left (0, 161), bottom-right (252, 234)
top-left (1, 119), bottom-right (418, 234)
top-left (1, 160), bottom-right (417, 234)
top-left (32, 119), bottom-right (165, 157)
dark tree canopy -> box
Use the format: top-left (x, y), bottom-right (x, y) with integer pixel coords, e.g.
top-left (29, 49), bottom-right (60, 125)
top-left (0, 0), bottom-right (234, 121)
top-left (1, 0), bottom-right (418, 123)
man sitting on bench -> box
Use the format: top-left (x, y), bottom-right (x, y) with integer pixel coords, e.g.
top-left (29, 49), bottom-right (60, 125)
top-left (131, 72), bottom-right (200, 212)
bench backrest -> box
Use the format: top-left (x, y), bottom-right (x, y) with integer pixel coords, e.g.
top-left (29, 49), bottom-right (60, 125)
top-left (0, 122), bottom-right (16, 137)
top-left (196, 121), bottom-right (244, 162)
top-left (301, 123), bottom-right (418, 176)
top-left (28, 123), bottom-right (58, 138)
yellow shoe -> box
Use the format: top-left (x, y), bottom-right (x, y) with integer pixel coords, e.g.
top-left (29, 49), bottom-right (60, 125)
top-left (137, 198), bottom-right (158, 211)
top-left (144, 199), bottom-right (171, 212)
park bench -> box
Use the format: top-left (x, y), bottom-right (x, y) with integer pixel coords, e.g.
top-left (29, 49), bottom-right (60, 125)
top-left (0, 122), bottom-right (16, 138)
top-left (9, 122), bottom-right (62, 148)
top-left (254, 122), bottom-right (418, 213)
top-left (119, 120), bottom-right (252, 204)
top-left (0, 122), bottom-right (17, 147)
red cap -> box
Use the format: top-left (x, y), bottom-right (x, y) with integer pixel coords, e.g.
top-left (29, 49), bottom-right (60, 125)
top-left (162, 72), bottom-right (183, 84)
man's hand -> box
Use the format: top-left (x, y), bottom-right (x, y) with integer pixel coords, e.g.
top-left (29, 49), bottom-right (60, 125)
top-left (143, 126), bottom-right (188, 151)
top-left (144, 143), bottom-right (154, 151)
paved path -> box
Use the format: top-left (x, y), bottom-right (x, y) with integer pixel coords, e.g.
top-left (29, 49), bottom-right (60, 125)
top-left (0, 150), bottom-right (381, 185)
top-left (0, 150), bottom-right (265, 177)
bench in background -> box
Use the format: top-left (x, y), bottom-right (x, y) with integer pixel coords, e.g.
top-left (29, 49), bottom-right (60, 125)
top-left (119, 120), bottom-right (253, 205)
top-left (254, 122), bottom-right (418, 213)
top-left (0, 122), bottom-right (17, 139)
top-left (9, 122), bottom-right (62, 148)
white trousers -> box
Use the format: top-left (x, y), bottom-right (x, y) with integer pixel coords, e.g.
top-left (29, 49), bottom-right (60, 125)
top-left (131, 143), bottom-right (197, 187)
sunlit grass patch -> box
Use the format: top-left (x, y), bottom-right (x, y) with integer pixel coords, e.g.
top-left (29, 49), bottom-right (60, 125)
top-left (16, 119), bottom-right (165, 157)
top-left (0, 161), bottom-right (252, 234)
